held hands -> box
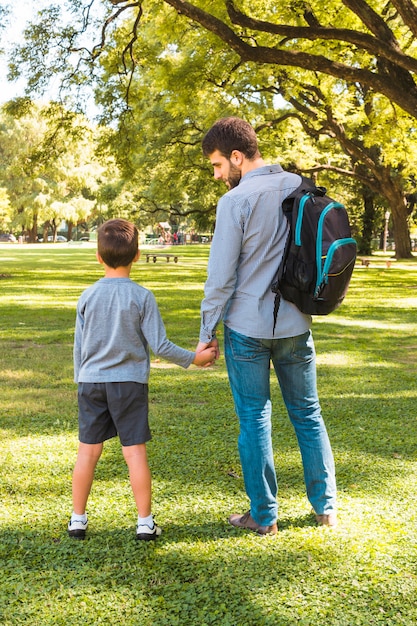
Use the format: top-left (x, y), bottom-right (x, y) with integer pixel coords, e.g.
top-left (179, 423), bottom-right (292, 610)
top-left (193, 338), bottom-right (220, 367)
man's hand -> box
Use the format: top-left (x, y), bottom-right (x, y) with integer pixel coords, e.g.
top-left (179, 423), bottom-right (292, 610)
top-left (193, 346), bottom-right (217, 367)
top-left (193, 338), bottom-right (220, 367)
top-left (196, 338), bottom-right (220, 361)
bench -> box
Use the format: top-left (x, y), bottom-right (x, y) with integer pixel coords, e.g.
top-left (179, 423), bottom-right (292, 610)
top-left (145, 253), bottom-right (180, 263)
top-left (359, 258), bottom-right (392, 268)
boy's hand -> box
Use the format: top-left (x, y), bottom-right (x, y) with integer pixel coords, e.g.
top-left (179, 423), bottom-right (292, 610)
top-left (196, 338), bottom-right (220, 361)
top-left (193, 345), bottom-right (218, 367)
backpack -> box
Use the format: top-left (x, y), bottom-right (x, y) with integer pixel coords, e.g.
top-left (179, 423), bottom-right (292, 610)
top-left (271, 177), bottom-right (357, 329)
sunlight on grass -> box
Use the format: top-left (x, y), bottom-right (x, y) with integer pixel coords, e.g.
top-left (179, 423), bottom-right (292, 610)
top-left (316, 353), bottom-right (406, 371)
top-left (11, 295), bottom-right (79, 307)
top-left (333, 389), bottom-right (417, 399)
top-left (1, 368), bottom-right (40, 382)
top-left (0, 247), bottom-right (416, 626)
top-left (315, 316), bottom-right (416, 331)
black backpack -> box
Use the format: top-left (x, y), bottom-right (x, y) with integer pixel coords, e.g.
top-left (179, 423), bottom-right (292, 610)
top-left (272, 177), bottom-right (357, 329)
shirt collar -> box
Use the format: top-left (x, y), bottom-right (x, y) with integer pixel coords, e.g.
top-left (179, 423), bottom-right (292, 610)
top-left (241, 164), bottom-right (284, 182)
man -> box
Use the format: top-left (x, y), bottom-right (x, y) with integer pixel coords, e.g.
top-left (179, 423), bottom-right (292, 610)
top-left (196, 117), bottom-right (337, 535)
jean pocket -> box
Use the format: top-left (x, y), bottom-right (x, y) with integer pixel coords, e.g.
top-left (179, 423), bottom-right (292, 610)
top-left (288, 331), bottom-right (315, 363)
top-left (226, 328), bottom-right (264, 361)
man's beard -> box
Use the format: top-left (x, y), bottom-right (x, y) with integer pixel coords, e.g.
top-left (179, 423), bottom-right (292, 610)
top-left (226, 161), bottom-right (242, 189)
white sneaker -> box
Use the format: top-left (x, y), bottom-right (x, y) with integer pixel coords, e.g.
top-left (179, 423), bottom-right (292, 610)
top-left (136, 522), bottom-right (162, 541)
top-left (68, 516), bottom-right (88, 539)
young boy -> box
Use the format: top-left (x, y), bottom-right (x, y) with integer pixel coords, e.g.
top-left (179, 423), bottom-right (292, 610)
top-left (68, 218), bottom-right (216, 540)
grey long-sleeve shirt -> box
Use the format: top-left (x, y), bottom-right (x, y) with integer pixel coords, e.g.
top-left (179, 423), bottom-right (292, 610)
top-left (74, 277), bottom-right (194, 383)
top-left (199, 165), bottom-right (311, 342)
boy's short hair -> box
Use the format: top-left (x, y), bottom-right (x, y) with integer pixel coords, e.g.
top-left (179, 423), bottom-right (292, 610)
top-left (97, 219), bottom-right (138, 268)
top-left (202, 117), bottom-right (260, 160)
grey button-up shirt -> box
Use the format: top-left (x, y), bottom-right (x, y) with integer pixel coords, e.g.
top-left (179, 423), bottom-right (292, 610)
top-left (199, 165), bottom-right (311, 342)
top-left (75, 278), bottom-right (195, 383)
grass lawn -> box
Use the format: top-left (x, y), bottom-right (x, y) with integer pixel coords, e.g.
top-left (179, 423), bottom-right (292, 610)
top-left (0, 243), bottom-right (416, 625)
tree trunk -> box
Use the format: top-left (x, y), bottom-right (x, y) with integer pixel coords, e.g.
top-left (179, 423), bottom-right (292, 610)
top-left (43, 221), bottom-right (50, 242)
top-left (360, 186), bottom-right (376, 255)
top-left (51, 218), bottom-right (57, 242)
top-left (379, 175), bottom-right (413, 258)
top-left (27, 214), bottom-right (38, 243)
top-left (390, 206), bottom-right (412, 258)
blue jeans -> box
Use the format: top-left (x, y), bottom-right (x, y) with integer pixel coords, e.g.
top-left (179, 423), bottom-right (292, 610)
top-left (224, 326), bottom-right (336, 526)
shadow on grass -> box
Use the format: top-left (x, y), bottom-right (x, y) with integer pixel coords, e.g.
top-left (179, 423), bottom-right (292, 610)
top-left (2, 517), bottom-right (416, 626)
top-left (0, 526), bottom-right (300, 625)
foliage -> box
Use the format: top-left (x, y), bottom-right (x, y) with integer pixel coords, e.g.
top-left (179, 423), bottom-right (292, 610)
top-left (161, 0), bottom-right (417, 118)
top-left (9, 0), bottom-right (416, 116)
top-left (262, 74), bottom-right (417, 257)
top-left (95, 5), bottom-right (417, 254)
top-left (0, 101), bottom-right (104, 240)
top-left (0, 243), bottom-right (417, 624)
top-left (0, 187), bottom-right (11, 231)
top-left (94, 3), bottom-right (251, 230)
top-left (3, 1), bottom-right (417, 252)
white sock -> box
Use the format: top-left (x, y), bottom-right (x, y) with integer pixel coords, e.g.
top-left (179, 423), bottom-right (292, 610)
top-left (71, 512), bottom-right (87, 523)
top-left (137, 514), bottom-right (154, 528)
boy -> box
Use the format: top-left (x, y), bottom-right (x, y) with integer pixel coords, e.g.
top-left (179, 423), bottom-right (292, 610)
top-left (69, 218), bottom-right (216, 540)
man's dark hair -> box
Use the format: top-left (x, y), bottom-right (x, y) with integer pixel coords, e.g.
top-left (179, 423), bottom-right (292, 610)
top-left (202, 117), bottom-right (260, 160)
top-left (97, 219), bottom-right (138, 268)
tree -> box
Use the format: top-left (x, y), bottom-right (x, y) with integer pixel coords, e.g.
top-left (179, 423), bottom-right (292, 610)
top-left (91, 4), bottom-right (416, 253)
top-left (163, 0), bottom-right (417, 119)
top-left (93, 9), bottom-right (250, 231)
top-left (0, 188), bottom-right (12, 233)
top-left (261, 74), bottom-right (416, 258)
top-left (5, 1), bottom-right (417, 252)
top-left (0, 101), bottom-right (102, 241)
top-left (7, 1), bottom-right (417, 115)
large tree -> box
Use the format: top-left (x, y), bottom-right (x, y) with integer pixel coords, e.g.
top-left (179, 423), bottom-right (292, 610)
top-left (6, 1), bottom-right (417, 118)
top-left (93, 2), bottom-right (417, 255)
top-left (0, 102), bottom-right (102, 241)
top-left (262, 73), bottom-right (417, 258)
top-left (164, 0), bottom-right (417, 118)
top-left (4, 0), bottom-right (417, 253)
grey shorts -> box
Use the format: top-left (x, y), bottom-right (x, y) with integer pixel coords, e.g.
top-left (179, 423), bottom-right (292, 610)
top-left (78, 382), bottom-right (151, 446)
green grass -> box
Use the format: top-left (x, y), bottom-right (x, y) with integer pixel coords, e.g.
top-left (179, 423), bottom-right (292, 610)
top-left (0, 243), bottom-right (416, 625)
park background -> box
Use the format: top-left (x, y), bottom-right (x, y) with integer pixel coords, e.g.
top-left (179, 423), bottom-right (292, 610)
top-left (1, 1), bottom-right (417, 623)
top-left (0, 1), bottom-right (417, 257)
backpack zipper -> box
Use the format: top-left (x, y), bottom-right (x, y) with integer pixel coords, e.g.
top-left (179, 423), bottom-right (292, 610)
top-left (315, 237), bottom-right (357, 297)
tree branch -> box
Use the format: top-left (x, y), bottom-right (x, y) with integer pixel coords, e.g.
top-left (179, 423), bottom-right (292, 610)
top-left (390, 0), bottom-right (417, 37)
top-left (164, 0), bottom-right (417, 117)
top-left (341, 0), bottom-right (398, 43)
top-left (90, 1), bottom-right (142, 59)
top-left (306, 163), bottom-right (376, 188)
top-left (225, 0), bottom-right (417, 73)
